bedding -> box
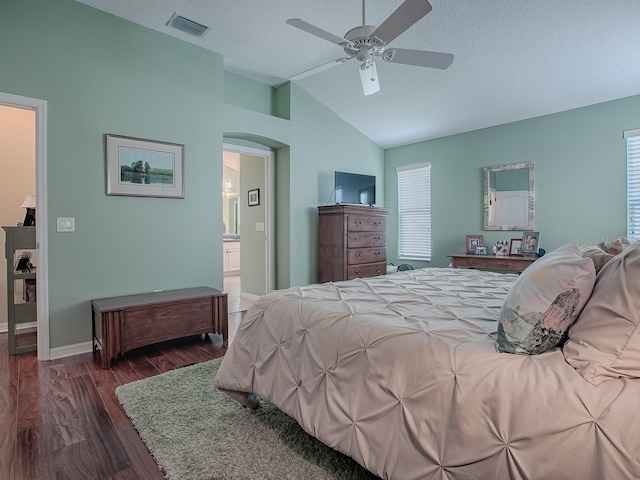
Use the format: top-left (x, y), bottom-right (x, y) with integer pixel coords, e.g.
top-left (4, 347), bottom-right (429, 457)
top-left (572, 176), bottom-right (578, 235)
top-left (214, 267), bottom-right (640, 480)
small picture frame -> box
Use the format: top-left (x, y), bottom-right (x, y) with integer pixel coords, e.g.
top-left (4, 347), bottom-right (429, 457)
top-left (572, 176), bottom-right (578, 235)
top-left (466, 234), bottom-right (484, 254)
top-left (509, 238), bottom-right (523, 256)
top-left (521, 231), bottom-right (540, 255)
top-left (248, 188), bottom-right (260, 207)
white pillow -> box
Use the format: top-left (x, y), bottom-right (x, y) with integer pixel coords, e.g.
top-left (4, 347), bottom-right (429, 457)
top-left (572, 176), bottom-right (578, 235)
top-left (497, 241), bottom-right (596, 355)
top-left (563, 240), bottom-right (640, 385)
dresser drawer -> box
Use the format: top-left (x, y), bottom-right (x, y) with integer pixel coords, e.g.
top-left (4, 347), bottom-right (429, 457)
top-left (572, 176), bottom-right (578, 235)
top-left (465, 257), bottom-right (516, 270)
top-left (347, 232), bottom-right (385, 248)
top-left (347, 262), bottom-right (386, 280)
top-left (347, 247), bottom-right (386, 265)
top-left (347, 215), bottom-right (387, 232)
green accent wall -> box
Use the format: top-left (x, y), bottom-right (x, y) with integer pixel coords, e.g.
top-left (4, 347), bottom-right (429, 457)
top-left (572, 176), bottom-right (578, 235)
top-left (385, 94), bottom-right (640, 267)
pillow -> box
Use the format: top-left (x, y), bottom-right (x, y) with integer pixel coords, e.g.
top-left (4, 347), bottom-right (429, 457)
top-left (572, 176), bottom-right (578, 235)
top-left (598, 236), bottom-right (631, 255)
top-left (579, 244), bottom-right (614, 273)
top-left (497, 242), bottom-right (596, 355)
top-left (563, 240), bottom-right (640, 385)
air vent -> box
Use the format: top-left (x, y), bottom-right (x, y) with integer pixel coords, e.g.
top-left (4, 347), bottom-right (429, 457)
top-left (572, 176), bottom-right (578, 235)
top-left (167, 13), bottom-right (209, 38)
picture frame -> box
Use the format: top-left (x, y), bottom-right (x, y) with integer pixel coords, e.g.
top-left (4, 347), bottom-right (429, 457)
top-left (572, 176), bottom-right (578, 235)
top-left (106, 134), bottom-right (184, 198)
top-left (509, 238), bottom-right (523, 256)
top-left (465, 234), bottom-right (484, 254)
top-left (521, 231), bottom-right (540, 255)
top-left (248, 188), bottom-right (260, 207)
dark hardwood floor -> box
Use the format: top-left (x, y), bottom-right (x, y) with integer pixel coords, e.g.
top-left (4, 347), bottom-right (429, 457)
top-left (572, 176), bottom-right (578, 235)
top-left (0, 311), bottom-right (243, 480)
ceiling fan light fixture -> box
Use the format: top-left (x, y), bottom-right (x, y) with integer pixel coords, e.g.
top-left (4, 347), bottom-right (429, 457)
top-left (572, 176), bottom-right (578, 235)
top-left (359, 61), bottom-right (380, 96)
top-left (286, 0), bottom-right (451, 96)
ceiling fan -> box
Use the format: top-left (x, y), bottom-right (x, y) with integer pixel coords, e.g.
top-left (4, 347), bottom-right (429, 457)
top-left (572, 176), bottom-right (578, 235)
top-left (286, 0), bottom-right (454, 96)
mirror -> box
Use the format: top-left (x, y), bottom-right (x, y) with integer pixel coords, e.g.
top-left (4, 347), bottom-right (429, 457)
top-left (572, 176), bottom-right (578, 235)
top-left (223, 156), bottom-right (240, 236)
top-left (483, 162), bottom-right (535, 231)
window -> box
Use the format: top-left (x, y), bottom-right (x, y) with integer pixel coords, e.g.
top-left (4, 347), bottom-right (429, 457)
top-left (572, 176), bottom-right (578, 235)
top-left (625, 129), bottom-right (640, 240)
top-left (397, 163), bottom-right (431, 260)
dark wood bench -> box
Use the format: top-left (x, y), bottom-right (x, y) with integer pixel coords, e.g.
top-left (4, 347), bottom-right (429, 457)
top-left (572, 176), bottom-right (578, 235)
top-left (92, 287), bottom-right (228, 369)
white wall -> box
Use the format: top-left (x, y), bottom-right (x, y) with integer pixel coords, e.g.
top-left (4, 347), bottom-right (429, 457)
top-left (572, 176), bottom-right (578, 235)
top-left (0, 104), bottom-right (36, 325)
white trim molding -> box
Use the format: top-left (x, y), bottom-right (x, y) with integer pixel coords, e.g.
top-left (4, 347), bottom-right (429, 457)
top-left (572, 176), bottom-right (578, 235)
top-left (0, 91), bottom-right (50, 361)
top-left (49, 341), bottom-right (93, 361)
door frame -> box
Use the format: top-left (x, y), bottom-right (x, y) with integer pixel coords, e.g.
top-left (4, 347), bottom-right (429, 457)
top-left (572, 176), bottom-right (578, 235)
top-left (0, 91), bottom-right (50, 360)
top-left (223, 143), bottom-right (274, 294)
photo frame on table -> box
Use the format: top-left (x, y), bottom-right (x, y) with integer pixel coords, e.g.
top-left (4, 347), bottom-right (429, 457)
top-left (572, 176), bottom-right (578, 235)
top-left (248, 188), bottom-right (260, 207)
top-left (521, 231), bottom-right (540, 255)
top-left (106, 134), bottom-right (184, 198)
top-left (509, 238), bottom-right (523, 256)
top-left (466, 234), bottom-right (484, 254)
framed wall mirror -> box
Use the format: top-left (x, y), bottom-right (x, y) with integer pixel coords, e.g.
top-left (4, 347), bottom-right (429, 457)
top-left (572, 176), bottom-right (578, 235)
top-left (483, 162), bottom-right (535, 231)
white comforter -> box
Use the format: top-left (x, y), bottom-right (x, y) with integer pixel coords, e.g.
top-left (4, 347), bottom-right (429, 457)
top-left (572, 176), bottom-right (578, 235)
top-left (214, 268), bottom-right (640, 480)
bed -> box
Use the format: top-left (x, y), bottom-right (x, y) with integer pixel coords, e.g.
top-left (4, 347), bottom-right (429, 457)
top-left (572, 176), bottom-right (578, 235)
top-left (214, 242), bottom-right (640, 479)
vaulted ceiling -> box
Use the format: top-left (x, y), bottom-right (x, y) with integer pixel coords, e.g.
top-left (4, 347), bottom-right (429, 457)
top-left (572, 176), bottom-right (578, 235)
top-left (75, 0), bottom-right (640, 148)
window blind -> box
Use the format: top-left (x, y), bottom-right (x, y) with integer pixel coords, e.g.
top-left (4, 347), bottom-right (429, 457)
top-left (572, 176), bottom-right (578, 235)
top-left (397, 163), bottom-right (431, 260)
top-left (625, 129), bottom-right (640, 240)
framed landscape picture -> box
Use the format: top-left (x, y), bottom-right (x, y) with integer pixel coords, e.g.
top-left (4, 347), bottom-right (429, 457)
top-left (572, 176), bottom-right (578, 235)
top-left (106, 134), bottom-right (184, 198)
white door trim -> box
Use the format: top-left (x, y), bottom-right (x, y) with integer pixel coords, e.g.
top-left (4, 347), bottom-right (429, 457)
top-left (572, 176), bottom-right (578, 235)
top-left (222, 143), bottom-right (274, 294)
top-left (0, 92), bottom-right (50, 361)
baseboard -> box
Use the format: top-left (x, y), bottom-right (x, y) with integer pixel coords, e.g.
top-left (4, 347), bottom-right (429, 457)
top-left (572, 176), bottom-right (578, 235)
top-left (0, 321), bottom-right (92, 360)
top-left (0, 321), bottom-right (37, 334)
top-left (49, 341), bottom-right (93, 360)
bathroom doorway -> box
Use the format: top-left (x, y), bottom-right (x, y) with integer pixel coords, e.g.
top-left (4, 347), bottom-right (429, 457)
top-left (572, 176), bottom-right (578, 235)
top-left (222, 144), bottom-right (274, 313)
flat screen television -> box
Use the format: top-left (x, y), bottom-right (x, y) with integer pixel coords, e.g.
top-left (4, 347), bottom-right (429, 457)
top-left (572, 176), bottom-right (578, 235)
top-left (334, 171), bottom-right (376, 205)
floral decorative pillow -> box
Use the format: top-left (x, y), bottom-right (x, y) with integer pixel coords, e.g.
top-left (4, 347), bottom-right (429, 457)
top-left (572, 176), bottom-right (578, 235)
top-left (497, 242), bottom-right (596, 355)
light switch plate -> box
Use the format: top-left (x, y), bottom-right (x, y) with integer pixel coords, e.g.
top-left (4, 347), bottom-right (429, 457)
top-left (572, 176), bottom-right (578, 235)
top-left (57, 217), bottom-right (75, 232)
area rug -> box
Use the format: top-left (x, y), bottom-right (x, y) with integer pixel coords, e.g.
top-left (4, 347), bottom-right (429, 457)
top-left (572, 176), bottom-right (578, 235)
top-left (115, 358), bottom-right (378, 480)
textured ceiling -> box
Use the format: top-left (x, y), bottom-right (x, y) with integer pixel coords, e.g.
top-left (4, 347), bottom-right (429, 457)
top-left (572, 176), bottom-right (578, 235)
top-left (75, 0), bottom-right (640, 148)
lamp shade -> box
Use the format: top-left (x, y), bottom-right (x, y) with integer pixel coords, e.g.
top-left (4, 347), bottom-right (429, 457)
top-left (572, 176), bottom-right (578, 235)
top-left (20, 194), bottom-right (36, 209)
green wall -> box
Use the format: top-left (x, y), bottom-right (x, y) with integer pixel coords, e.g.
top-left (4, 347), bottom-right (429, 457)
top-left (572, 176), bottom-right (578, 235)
top-left (288, 84), bottom-right (385, 286)
top-left (1, 0), bottom-right (383, 350)
top-left (385, 94), bottom-right (640, 267)
top-left (1, 0), bottom-right (224, 348)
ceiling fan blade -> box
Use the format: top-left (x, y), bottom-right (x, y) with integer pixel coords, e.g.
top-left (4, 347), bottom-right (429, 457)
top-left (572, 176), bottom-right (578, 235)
top-left (382, 48), bottom-right (453, 69)
top-left (289, 57), bottom-right (352, 80)
top-left (370, 0), bottom-right (432, 45)
top-left (359, 61), bottom-right (380, 96)
top-left (286, 18), bottom-right (347, 46)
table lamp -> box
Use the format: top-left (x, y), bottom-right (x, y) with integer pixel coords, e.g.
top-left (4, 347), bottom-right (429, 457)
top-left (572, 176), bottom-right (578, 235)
top-left (20, 194), bottom-right (36, 226)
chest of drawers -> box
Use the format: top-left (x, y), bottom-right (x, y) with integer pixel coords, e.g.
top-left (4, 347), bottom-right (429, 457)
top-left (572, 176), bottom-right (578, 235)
top-left (318, 205), bottom-right (389, 283)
